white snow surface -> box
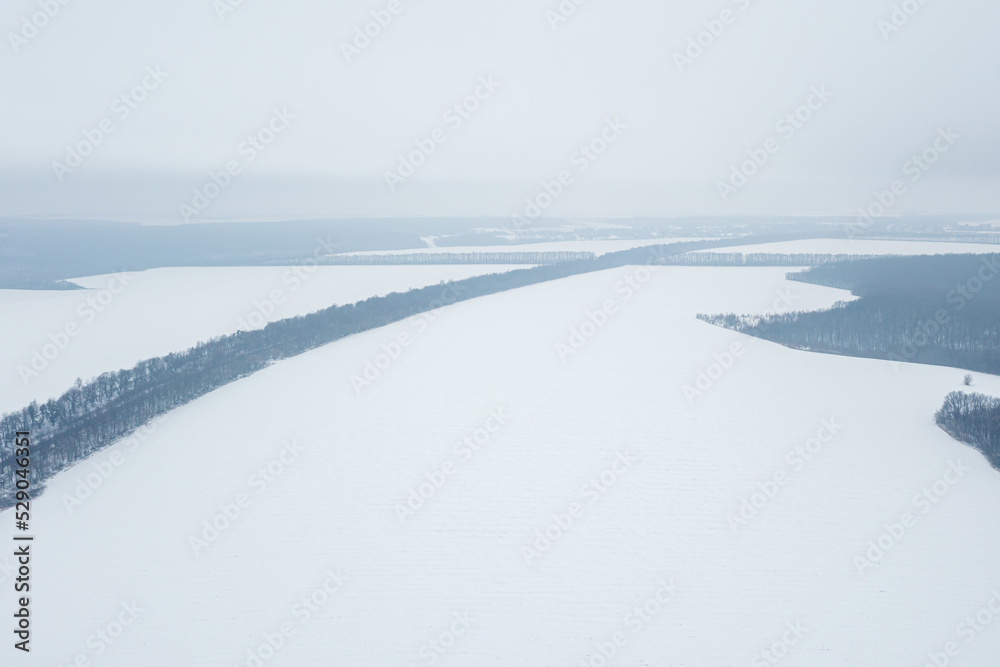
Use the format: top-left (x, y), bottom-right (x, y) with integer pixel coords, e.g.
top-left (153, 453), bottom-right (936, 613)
top-left (4, 266), bottom-right (1000, 666)
top-left (0, 265), bottom-right (521, 415)
top-left (688, 238), bottom-right (1000, 256)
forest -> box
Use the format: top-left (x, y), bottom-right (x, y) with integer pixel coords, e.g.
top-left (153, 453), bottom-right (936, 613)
top-left (658, 252), bottom-right (876, 266)
top-left (935, 391), bottom-right (1000, 469)
top-left (316, 251), bottom-right (597, 264)
top-left (8, 245), bottom-right (1000, 507)
top-left (0, 237), bottom-right (733, 508)
top-left (316, 251), bottom-right (880, 267)
top-left (699, 254), bottom-right (1000, 374)
top-left (699, 253), bottom-right (1000, 468)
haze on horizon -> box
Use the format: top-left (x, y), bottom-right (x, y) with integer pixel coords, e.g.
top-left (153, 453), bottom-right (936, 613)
top-left (1, 0), bottom-right (998, 223)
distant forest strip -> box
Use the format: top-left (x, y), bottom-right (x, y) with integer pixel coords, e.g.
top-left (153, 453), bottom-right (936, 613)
top-left (0, 237), bottom-right (742, 509)
top-left (936, 392), bottom-right (1000, 469)
top-left (655, 252), bottom-right (882, 266)
top-left (312, 251), bottom-right (597, 264)
top-left (857, 233), bottom-right (1000, 245)
top-left (0, 216), bottom-right (778, 290)
top-left (313, 251), bottom-right (903, 268)
top-left (698, 253), bottom-right (1000, 375)
top-left (5, 215), bottom-right (996, 289)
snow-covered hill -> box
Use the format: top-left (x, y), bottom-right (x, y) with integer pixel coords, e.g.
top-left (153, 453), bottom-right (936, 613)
top-left (5, 266), bottom-right (1000, 666)
top-left (0, 265), bottom-right (520, 414)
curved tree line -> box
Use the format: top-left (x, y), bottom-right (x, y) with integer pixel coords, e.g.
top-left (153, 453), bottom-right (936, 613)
top-left (699, 254), bottom-right (1000, 374)
top-left (936, 392), bottom-right (1000, 468)
top-left (2, 236), bottom-right (755, 509)
top-left (313, 251), bottom-right (598, 265)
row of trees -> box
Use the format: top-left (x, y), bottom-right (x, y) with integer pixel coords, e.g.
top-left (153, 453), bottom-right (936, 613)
top-left (314, 251), bottom-right (882, 268)
top-left (0, 274), bottom-right (536, 507)
top-left (699, 295), bottom-right (1000, 373)
top-left (858, 233), bottom-right (1000, 245)
top-left (663, 252), bottom-right (878, 267)
top-left (935, 392), bottom-right (1000, 468)
top-left (315, 251), bottom-right (598, 265)
top-left (2, 232), bottom-right (859, 508)
top-left (2, 236), bottom-right (756, 508)
top-left (700, 254), bottom-right (1000, 374)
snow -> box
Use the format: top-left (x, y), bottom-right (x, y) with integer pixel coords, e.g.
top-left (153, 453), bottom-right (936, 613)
top-left (0, 265), bottom-right (522, 415)
top-left (334, 238), bottom-right (714, 257)
top-left (7, 265), bottom-right (1000, 665)
top-left (688, 238), bottom-right (1000, 256)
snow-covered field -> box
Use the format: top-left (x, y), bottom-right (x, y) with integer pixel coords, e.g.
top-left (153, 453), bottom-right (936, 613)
top-left (335, 237), bottom-right (715, 257)
top-left (688, 238), bottom-right (1000, 256)
top-left (0, 265), bottom-right (521, 415)
top-left (7, 265), bottom-right (1000, 666)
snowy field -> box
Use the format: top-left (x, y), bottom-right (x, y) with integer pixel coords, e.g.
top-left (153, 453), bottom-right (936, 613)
top-left (688, 238), bottom-right (1000, 256)
top-left (334, 237), bottom-right (715, 256)
top-left (6, 265), bottom-right (1000, 666)
top-left (0, 265), bottom-right (521, 415)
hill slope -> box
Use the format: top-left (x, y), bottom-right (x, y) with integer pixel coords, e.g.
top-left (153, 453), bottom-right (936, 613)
top-left (5, 266), bottom-right (1000, 666)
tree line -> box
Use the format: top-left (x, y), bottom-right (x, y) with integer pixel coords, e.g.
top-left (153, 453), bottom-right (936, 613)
top-left (935, 391), bottom-right (1000, 469)
top-left (662, 252), bottom-right (878, 267)
top-left (313, 251), bottom-right (597, 265)
top-left (313, 251), bottom-right (884, 268)
top-left (1, 235), bottom-right (756, 508)
top-left (1, 232), bottom-right (897, 508)
top-left (699, 254), bottom-right (1000, 374)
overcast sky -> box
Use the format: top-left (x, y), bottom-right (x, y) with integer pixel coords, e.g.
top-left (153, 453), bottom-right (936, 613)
top-left (1, 0), bottom-right (998, 223)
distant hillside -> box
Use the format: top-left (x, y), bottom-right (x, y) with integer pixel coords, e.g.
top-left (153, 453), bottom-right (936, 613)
top-left (700, 253), bottom-right (1000, 375)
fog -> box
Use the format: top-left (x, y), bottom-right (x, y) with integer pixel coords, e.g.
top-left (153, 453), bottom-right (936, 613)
top-left (1, 0), bottom-right (998, 222)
